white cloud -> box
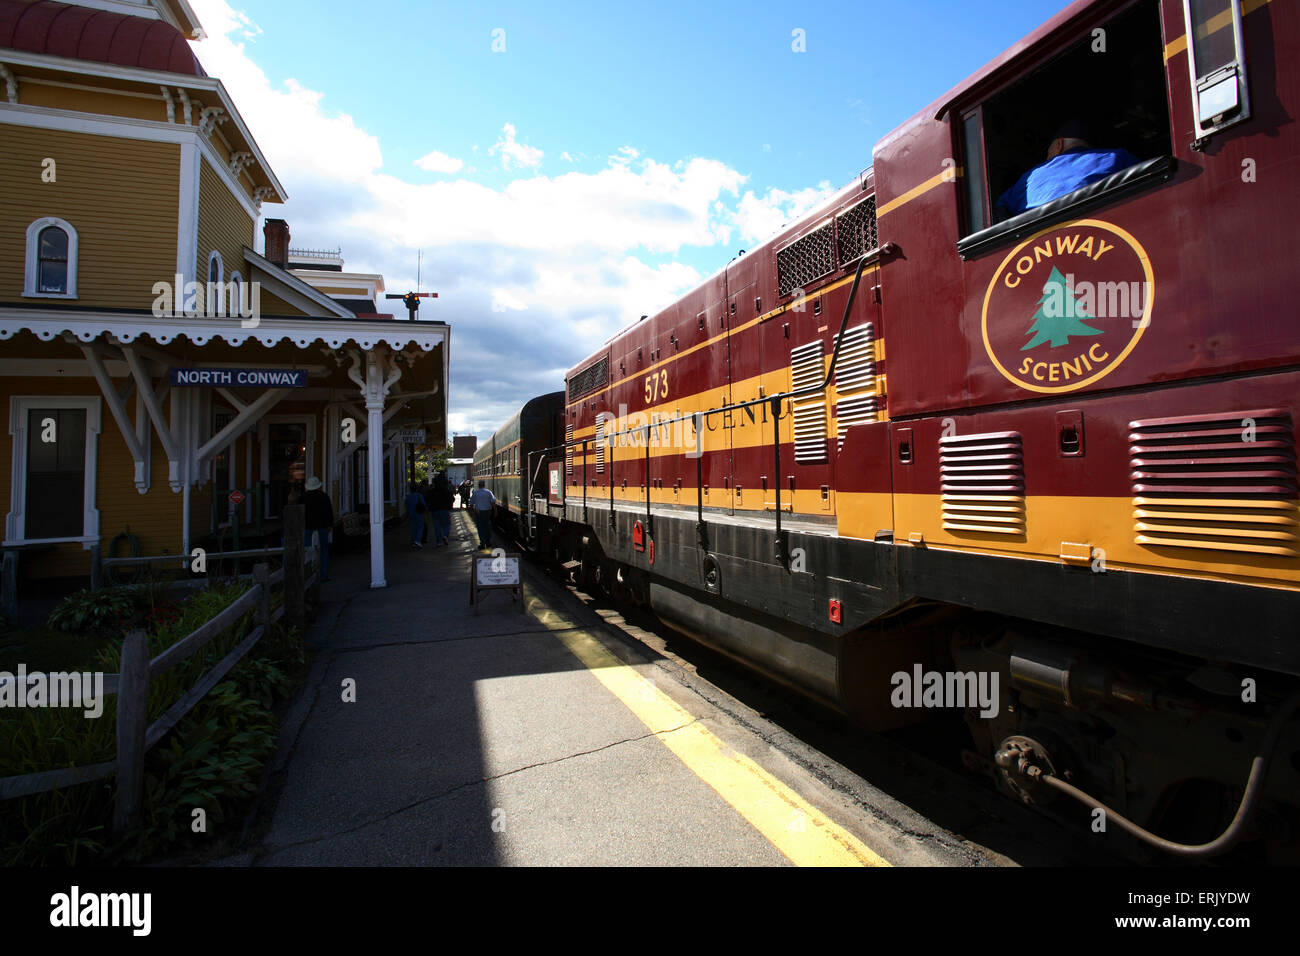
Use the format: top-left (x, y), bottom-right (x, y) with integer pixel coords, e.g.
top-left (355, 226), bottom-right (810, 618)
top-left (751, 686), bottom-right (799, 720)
top-left (185, 0), bottom-right (819, 438)
top-left (731, 182), bottom-right (836, 244)
top-left (414, 150), bottom-right (465, 174)
top-left (489, 123), bottom-right (543, 170)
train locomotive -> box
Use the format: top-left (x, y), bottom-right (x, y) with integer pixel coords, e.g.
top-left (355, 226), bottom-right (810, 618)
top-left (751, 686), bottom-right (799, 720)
top-left (476, 0), bottom-right (1300, 860)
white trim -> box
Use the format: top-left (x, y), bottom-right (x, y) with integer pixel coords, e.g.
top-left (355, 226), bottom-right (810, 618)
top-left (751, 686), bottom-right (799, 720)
top-left (177, 141), bottom-right (199, 284)
top-left (207, 249), bottom-right (224, 285)
top-left (69, 1), bottom-right (162, 20)
top-left (229, 271), bottom-right (244, 318)
top-left (288, 270), bottom-right (387, 299)
top-left (23, 217), bottom-right (79, 299)
top-left (0, 307), bottom-right (449, 352)
top-left (5, 395), bottom-right (102, 548)
top-left (21, 76), bottom-right (168, 102)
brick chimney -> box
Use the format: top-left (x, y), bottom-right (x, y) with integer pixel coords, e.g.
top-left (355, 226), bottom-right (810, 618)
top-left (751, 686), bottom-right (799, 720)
top-left (263, 219), bottom-right (290, 268)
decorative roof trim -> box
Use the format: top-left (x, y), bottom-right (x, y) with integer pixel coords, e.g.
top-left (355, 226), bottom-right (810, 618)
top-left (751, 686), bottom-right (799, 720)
top-left (0, 308), bottom-right (449, 353)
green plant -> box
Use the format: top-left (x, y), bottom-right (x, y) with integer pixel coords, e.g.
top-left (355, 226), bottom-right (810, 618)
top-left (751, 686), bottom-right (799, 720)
top-left (46, 588), bottom-right (136, 638)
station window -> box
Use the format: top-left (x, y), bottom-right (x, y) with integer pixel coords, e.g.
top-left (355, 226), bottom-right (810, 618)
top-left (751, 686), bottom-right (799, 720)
top-left (23, 218), bottom-right (78, 298)
top-left (958, 1), bottom-right (1172, 248)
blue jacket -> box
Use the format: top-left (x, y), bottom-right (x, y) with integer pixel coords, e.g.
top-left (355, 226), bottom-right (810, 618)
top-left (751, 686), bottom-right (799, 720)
top-left (996, 147), bottom-right (1140, 217)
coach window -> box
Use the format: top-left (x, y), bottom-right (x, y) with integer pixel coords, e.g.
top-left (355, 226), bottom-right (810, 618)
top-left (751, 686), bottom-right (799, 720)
top-left (23, 218), bottom-right (78, 298)
top-left (956, 1), bottom-right (1172, 253)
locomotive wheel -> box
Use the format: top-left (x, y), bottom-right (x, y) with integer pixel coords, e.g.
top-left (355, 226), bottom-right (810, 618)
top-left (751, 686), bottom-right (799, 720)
top-left (579, 543), bottom-right (602, 595)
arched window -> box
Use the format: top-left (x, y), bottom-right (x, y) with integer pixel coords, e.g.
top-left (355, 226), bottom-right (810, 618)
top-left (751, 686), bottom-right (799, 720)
top-left (23, 217), bottom-right (78, 298)
top-left (229, 271), bottom-right (244, 315)
top-left (208, 250), bottom-right (224, 284)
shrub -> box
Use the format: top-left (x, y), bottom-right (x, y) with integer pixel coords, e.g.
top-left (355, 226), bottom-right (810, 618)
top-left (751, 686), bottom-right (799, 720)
top-left (46, 588), bottom-right (135, 638)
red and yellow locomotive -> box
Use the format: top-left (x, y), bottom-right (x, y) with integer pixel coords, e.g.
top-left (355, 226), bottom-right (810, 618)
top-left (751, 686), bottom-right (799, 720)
top-left (497, 0), bottom-right (1300, 858)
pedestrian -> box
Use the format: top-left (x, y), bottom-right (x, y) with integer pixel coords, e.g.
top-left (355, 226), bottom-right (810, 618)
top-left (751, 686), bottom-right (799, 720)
top-left (459, 479), bottom-right (472, 510)
top-left (431, 474), bottom-right (455, 546)
top-left (470, 479), bottom-right (496, 550)
top-left (302, 476), bottom-right (334, 582)
top-left (404, 483), bottom-right (427, 549)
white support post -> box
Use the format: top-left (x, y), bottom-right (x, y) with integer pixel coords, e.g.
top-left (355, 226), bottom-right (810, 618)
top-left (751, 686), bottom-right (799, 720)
top-left (80, 344), bottom-right (148, 488)
top-left (353, 348), bottom-right (401, 588)
top-left (122, 345), bottom-right (182, 490)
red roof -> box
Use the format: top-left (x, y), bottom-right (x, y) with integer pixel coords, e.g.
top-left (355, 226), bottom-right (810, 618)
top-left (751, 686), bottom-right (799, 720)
top-left (0, 0), bottom-right (205, 77)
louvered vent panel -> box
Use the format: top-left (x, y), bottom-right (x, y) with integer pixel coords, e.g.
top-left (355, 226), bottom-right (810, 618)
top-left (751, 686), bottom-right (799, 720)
top-left (834, 323), bottom-right (877, 451)
top-left (940, 432), bottom-right (1025, 535)
top-left (790, 340), bottom-right (828, 464)
top-left (836, 197), bottom-right (878, 263)
top-left (565, 423), bottom-right (574, 476)
top-left (1129, 409), bottom-right (1299, 556)
top-left (777, 221), bottom-right (835, 298)
top-left (594, 417), bottom-right (606, 474)
top-left (568, 356), bottom-right (608, 401)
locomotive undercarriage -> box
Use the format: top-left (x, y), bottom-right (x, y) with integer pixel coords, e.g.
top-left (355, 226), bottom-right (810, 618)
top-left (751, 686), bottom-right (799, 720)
top-left (515, 500), bottom-right (1300, 861)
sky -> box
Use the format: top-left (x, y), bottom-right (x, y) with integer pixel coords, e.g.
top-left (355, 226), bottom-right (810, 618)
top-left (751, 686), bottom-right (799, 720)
top-left (186, 0), bottom-right (1071, 443)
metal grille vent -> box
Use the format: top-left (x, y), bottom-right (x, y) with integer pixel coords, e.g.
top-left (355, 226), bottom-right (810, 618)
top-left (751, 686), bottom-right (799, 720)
top-left (836, 197), bottom-right (878, 264)
top-left (565, 423), bottom-right (574, 476)
top-left (777, 221), bottom-right (835, 298)
top-left (834, 323), bottom-right (877, 451)
top-left (1129, 409), bottom-right (1299, 556)
top-left (940, 431), bottom-right (1026, 535)
top-left (790, 340), bottom-right (828, 464)
top-left (568, 356), bottom-right (608, 401)
top-left (594, 416), bottom-right (606, 474)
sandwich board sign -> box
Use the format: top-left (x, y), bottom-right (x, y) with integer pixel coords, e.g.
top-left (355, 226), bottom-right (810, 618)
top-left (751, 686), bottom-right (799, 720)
top-left (471, 549), bottom-right (522, 610)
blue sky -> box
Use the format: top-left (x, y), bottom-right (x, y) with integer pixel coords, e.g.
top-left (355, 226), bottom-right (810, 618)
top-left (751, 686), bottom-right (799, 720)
top-left (190, 0), bottom-right (1071, 440)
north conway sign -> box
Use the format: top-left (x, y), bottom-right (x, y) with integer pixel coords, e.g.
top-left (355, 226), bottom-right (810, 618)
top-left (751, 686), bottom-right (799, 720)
top-left (169, 368), bottom-right (309, 388)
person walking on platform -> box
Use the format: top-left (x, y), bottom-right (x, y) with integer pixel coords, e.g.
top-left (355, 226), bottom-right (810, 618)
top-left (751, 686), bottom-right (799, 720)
top-left (470, 480), bottom-right (497, 550)
top-left (405, 484), bottom-right (427, 549)
top-left (302, 476), bottom-right (334, 582)
top-left (431, 474), bottom-right (455, 546)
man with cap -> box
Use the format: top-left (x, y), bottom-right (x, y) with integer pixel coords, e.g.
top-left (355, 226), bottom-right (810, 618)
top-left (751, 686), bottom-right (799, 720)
top-left (302, 476), bottom-right (335, 582)
top-left (995, 120), bottom-right (1140, 219)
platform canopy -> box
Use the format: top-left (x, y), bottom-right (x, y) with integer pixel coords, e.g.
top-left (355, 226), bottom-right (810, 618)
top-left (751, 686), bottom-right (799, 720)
top-left (0, 307), bottom-right (449, 589)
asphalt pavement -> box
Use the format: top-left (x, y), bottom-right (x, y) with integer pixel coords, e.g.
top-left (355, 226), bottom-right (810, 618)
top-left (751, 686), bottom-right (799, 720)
top-left (218, 507), bottom-right (986, 866)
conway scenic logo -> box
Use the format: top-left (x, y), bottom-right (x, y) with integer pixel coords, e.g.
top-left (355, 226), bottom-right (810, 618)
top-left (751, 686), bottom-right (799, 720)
top-left (981, 219), bottom-right (1153, 394)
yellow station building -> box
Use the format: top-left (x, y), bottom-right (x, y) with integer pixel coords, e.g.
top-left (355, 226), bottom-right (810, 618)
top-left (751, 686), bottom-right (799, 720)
top-left (0, 0), bottom-right (448, 604)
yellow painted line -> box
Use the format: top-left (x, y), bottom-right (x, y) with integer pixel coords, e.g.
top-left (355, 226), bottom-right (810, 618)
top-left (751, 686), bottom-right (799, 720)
top-left (1165, 0), bottom-right (1270, 61)
top-left (877, 166), bottom-right (961, 218)
top-left (567, 267), bottom-right (880, 409)
top-left (551, 625), bottom-right (889, 866)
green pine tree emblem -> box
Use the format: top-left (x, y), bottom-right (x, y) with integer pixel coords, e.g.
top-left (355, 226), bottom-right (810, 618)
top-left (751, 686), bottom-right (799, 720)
top-left (1021, 266), bottom-right (1102, 350)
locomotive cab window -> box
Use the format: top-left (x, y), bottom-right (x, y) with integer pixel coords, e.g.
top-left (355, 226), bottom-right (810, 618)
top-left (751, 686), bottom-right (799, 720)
top-left (958, 1), bottom-right (1173, 256)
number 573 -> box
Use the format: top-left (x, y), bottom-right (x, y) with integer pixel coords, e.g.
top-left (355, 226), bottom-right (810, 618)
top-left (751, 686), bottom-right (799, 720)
top-left (645, 369), bottom-right (668, 404)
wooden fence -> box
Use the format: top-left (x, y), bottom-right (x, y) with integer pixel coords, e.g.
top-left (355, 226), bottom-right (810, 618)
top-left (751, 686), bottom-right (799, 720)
top-left (0, 523), bottom-right (319, 829)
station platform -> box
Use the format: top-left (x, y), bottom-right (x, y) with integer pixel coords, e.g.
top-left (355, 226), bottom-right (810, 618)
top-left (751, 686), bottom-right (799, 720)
top-left (219, 509), bottom-right (975, 867)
